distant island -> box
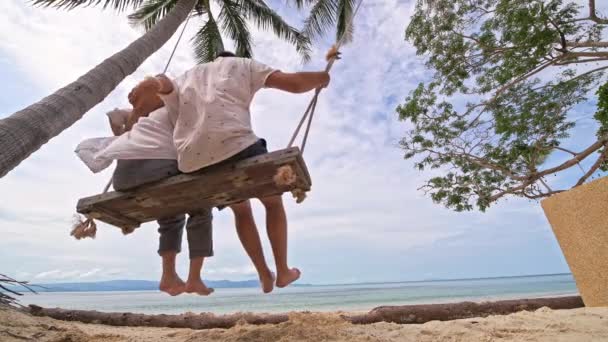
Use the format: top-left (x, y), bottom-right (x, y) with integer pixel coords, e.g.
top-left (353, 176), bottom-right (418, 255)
top-left (29, 280), bottom-right (312, 292)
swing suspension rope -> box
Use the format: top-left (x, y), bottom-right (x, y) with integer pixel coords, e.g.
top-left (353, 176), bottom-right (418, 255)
top-left (287, 0), bottom-right (365, 153)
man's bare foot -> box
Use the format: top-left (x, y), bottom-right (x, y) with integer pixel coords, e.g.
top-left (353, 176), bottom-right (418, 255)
top-left (260, 271), bottom-right (275, 294)
top-left (276, 268), bottom-right (301, 288)
top-left (185, 279), bottom-right (214, 296)
top-left (159, 273), bottom-right (186, 296)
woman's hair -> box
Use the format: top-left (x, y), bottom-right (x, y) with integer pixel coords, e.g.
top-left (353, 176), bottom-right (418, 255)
top-left (216, 51), bottom-right (236, 58)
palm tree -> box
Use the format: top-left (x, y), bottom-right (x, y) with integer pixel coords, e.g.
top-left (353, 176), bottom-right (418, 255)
top-left (292, 0), bottom-right (358, 45)
top-left (0, 0), bottom-right (310, 178)
top-left (0, 0), bottom-right (196, 178)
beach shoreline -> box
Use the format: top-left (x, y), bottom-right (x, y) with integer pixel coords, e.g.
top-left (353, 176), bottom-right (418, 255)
top-left (2, 302), bottom-right (608, 342)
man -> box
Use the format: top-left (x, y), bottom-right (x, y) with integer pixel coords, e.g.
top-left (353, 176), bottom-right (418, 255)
top-left (130, 51), bottom-right (331, 291)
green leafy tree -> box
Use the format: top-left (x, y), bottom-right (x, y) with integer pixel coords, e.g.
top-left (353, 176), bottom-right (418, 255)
top-left (399, 0), bottom-right (608, 211)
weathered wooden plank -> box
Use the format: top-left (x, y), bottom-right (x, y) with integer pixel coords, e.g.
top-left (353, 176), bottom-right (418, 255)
top-left (77, 148), bottom-right (311, 229)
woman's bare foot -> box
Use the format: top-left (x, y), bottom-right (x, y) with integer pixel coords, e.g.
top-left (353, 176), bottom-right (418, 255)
top-left (185, 278), bottom-right (214, 296)
top-left (159, 273), bottom-right (186, 296)
top-left (260, 271), bottom-right (275, 294)
top-left (276, 268), bottom-right (301, 288)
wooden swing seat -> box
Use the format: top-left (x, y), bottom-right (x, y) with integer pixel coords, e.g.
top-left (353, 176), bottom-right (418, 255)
top-left (77, 147), bottom-right (311, 230)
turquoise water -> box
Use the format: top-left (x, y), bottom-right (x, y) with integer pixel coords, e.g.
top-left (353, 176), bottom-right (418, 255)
top-left (19, 274), bottom-right (577, 315)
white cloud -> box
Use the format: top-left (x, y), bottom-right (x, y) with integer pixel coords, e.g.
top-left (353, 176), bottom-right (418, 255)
top-left (78, 268), bottom-right (102, 278)
top-left (33, 270), bottom-right (63, 279)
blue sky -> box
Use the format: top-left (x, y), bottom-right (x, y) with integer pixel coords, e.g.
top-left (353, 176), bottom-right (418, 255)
top-left (1, 0), bottom-right (603, 285)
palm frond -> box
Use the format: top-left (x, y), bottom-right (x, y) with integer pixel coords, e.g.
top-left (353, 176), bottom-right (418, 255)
top-left (193, 11), bottom-right (226, 63)
top-left (336, 0), bottom-right (355, 44)
top-left (218, 0), bottom-right (253, 57)
top-left (239, 0), bottom-right (312, 62)
top-left (289, 0), bottom-right (316, 10)
top-left (128, 0), bottom-right (180, 30)
top-left (301, 0), bottom-right (339, 43)
top-left (31, 0), bottom-right (144, 11)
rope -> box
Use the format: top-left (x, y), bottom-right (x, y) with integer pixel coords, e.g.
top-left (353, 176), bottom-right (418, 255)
top-left (102, 15), bottom-right (191, 194)
top-left (163, 14), bottom-right (192, 74)
top-left (287, 0), bottom-right (365, 153)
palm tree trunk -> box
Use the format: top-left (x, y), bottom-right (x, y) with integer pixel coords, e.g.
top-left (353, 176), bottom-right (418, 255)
top-left (0, 0), bottom-right (197, 178)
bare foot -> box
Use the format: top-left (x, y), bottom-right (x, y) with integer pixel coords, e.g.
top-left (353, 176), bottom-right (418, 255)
top-left (276, 268), bottom-right (301, 288)
top-left (185, 279), bottom-right (214, 296)
top-left (260, 271), bottom-right (275, 294)
top-left (159, 273), bottom-right (186, 296)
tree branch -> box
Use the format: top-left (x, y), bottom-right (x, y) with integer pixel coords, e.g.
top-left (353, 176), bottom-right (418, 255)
top-left (553, 146), bottom-right (577, 155)
top-left (575, 145), bottom-right (608, 186)
top-left (537, 138), bottom-right (608, 178)
top-left (589, 0), bottom-right (608, 24)
top-left (555, 57), bottom-right (608, 65)
top-left (561, 65), bottom-right (608, 85)
top-left (489, 182), bottom-right (531, 202)
top-left (563, 51), bottom-right (608, 58)
top-left (539, 177), bottom-right (553, 192)
top-left (493, 58), bottom-right (561, 99)
top-left (566, 41), bottom-right (608, 49)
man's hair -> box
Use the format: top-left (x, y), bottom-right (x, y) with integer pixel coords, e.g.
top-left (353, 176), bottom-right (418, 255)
top-left (216, 51), bottom-right (236, 59)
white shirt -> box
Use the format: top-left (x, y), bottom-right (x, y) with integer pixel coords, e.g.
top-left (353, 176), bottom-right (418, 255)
top-left (75, 107), bottom-right (176, 173)
top-left (161, 57), bottom-right (276, 172)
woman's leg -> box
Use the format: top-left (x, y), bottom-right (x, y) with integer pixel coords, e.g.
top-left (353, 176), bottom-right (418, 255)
top-left (157, 215), bottom-right (187, 296)
top-left (230, 201), bottom-right (275, 293)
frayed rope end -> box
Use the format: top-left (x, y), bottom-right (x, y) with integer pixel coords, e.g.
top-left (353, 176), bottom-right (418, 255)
top-left (121, 226), bottom-right (136, 235)
top-left (291, 189), bottom-right (307, 204)
top-left (274, 165), bottom-right (297, 186)
top-left (71, 214), bottom-right (97, 240)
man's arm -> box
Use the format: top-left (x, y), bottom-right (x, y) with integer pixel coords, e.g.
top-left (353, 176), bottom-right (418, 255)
top-left (265, 71), bottom-right (330, 94)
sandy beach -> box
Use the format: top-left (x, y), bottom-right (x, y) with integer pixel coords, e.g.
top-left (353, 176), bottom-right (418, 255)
top-left (2, 305), bottom-right (608, 342)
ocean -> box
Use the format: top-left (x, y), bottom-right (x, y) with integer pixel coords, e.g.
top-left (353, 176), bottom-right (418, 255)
top-left (19, 274), bottom-right (577, 315)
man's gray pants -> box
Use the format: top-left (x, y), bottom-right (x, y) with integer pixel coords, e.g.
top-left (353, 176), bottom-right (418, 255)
top-left (113, 159), bottom-right (213, 259)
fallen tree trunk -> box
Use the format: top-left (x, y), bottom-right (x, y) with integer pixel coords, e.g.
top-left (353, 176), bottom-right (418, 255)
top-left (344, 296), bottom-right (584, 324)
top-left (28, 305), bottom-right (288, 329)
top-left (28, 296), bottom-right (584, 329)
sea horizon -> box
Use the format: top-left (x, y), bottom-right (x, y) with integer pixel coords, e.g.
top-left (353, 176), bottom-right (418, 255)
top-left (27, 271), bottom-right (574, 289)
top-left (18, 273), bottom-right (579, 315)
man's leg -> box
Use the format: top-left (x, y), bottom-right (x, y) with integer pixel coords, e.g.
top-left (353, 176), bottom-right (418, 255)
top-left (157, 215), bottom-right (187, 296)
top-left (230, 201), bottom-right (275, 293)
top-left (184, 208), bottom-right (214, 296)
top-left (258, 195), bottom-right (300, 288)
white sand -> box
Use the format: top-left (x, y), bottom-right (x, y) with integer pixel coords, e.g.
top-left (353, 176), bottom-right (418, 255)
top-left (2, 306), bottom-right (608, 341)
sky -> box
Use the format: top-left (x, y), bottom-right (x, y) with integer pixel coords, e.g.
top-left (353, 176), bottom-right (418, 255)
top-left (0, 0), bottom-right (603, 285)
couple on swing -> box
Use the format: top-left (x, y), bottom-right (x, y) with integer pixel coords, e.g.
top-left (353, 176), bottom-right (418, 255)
top-left (77, 50), bottom-right (334, 296)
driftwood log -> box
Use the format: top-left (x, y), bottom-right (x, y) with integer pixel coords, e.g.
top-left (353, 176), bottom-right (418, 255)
top-left (28, 305), bottom-right (289, 329)
top-left (28, 296), bottom-right (584, 330)
top-left (344, 296), bottom-right (584, 324)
